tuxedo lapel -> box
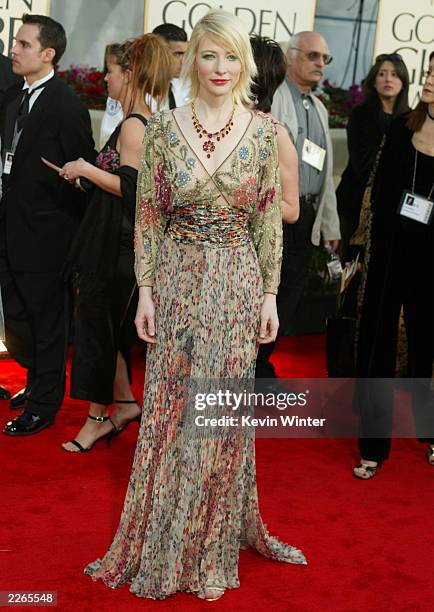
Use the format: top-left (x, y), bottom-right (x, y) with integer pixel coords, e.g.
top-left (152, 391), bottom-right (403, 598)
top-left (11, 78), bottom-right (60, 178)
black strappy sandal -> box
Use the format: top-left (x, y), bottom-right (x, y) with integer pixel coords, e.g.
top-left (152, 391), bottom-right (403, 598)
top-left (62, 414), bottom-right (115, 453)
top-left (112, 399), bottom-right (141, 435)
top-left (353, 462), bottom-right (381, 480)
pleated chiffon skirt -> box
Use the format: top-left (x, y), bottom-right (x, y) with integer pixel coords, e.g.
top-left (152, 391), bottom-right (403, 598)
top-left (85, 237), bottom-right (306, 599)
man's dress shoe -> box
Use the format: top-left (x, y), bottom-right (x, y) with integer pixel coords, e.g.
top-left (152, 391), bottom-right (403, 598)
top-left (3, 412), bottom-right (54, 436)
top-left (0, 386), bottom-right (11, 400)
top-left (10, 387), bottom-right (27, 409)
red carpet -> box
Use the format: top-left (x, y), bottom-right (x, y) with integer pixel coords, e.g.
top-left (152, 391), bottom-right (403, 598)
top-left (1, 335), bottom-right (433, 612)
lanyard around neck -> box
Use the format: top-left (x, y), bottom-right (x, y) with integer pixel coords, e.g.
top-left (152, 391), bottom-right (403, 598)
top-left (412, 150), bottom-right (434, 201)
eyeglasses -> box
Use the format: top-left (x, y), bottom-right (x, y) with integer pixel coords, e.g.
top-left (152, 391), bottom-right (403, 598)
top-left (291, 48), bottom-right (333, 65)
top-left (375, 53), bottom-right (403, 62)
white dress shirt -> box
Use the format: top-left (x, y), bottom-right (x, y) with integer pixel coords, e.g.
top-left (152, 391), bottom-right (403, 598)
top-left (22, 69), bottom-right (55, 111)
top-left (148, 77), bottom-right (191, 113)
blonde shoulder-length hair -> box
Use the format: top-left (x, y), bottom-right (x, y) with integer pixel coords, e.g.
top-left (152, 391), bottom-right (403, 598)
top-left (181, 9), bottom-right (257, 107)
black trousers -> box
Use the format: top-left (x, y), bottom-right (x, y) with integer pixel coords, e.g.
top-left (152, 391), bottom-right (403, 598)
top-left (256, 201), bottom-right (316, 377)
top-left (357, 255), bottom-right (434, 461)
top-left (0, 224), bottom-right (70, 419)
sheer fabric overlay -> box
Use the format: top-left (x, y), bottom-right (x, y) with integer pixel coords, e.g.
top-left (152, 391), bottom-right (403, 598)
top-left (84, 110), bottom-right (306, 600)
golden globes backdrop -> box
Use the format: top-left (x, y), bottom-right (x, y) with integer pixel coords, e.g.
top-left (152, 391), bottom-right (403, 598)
top-left (374, 0), bottom-right (434, 106)
top-left (0, 0), bottom-right (51, 55)
top-left (144, 0), bottom-right (317, 40)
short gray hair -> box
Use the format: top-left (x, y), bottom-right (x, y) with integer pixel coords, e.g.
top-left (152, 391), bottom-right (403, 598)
top-left (287, 33), bottom-right (302, 51)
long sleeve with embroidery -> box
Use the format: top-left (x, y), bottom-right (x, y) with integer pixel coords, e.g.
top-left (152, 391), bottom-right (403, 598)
top-left (134, 115), bottom-right (169, 287)
top-left (84, 109), bottom-right (306, 595)
top-left (249, 119), bottom-right (283, 294)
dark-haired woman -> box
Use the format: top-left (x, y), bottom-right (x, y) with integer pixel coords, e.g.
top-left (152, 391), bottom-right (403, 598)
top-left (59, 36), bottom-right (172, 452)
top-left (353, 51), bottom-right (434, 479)
top-left (250, 36), bottom-right (300, 379)
top-left (250, 35), bottom-right (299, 224)
top-left (337, 53), bottom-right (410, 259)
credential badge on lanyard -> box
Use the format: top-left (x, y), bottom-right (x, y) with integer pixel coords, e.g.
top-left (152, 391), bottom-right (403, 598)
top-left (398, 151), bottom-right (434, 225)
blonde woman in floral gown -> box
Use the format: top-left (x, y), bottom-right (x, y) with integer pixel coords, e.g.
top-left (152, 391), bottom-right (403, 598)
top-left (85, 9), bottom-right (306, 601)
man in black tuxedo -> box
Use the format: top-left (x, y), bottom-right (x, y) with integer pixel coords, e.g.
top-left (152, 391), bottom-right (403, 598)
top-left (1, 14), bottom-right (95, 436)
top-left (0, 56), bottom-right (23, 400)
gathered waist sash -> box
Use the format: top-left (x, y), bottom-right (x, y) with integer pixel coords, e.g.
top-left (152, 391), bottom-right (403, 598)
top-left (167, 204), bottom-right (251, 247)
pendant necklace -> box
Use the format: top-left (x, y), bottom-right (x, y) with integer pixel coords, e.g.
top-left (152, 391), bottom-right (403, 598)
top-left (191, 100), bottom-right (236, 158)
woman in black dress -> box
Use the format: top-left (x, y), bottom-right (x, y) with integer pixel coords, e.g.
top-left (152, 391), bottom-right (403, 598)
top-left (60, 36), bottom-right (172, 452)
top-left (336, 53), bottom-right (410, 260)
top-left (353, 51), bottom-right (434, 478)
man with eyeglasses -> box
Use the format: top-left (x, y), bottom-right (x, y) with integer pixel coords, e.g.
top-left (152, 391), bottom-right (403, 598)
top-left (256, 31), bottom-right (340, 379)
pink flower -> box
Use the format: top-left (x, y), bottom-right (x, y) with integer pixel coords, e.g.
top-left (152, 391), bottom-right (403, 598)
top-left (233, 176), bottom-right (258, 209)
top-left (138, 197), bottom-right (160, 226)
top-left (96, 149), bottom-right (120, 172)
top-left (155, 163), bottom-right (173, 214)
top-left (258, 186), bottom-right (276, 212)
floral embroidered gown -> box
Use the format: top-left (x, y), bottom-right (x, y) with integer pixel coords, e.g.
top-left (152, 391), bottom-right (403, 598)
top-left (84, 110), bottom-right (306, 599)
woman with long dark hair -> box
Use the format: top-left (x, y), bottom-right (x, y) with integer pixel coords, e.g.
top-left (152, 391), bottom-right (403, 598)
top-left (250, 35), bottom-right (300, 380)
top-left (353, 51), bottom-right (434, 479)
top-left (337, 53), bottom-right (410, 259)
top-left (250, 35), bottom-right (299, 224)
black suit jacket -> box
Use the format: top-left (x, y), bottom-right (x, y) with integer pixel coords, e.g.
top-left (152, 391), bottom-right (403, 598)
top-left (0, 76), bottom-right (95, 272)
top-left (0, 54), bottom-right (22, 112)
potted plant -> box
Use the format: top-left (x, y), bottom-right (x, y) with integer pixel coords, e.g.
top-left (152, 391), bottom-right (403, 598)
top-left (56, 64), bottom-right (106, 109)
top-left (317, 80), bottom-right (364, 128)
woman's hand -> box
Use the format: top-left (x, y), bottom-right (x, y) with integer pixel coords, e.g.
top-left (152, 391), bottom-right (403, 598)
top-left (60, 158), bottom-right (89, 183)
top-left (135, 286), bottom-right (157, 344)
top-left (257, 293), bottom-right (279, 344)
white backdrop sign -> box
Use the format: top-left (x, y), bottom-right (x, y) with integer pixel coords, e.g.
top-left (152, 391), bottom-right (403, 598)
top-left (374, 0), bottom-right (434, 106)
top-left (144, 0), bottom-right (317, 42)
top-left (0, 0), bottom-right (51, 55)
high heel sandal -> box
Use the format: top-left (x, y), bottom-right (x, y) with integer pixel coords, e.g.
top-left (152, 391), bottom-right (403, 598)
top-left (62, 414), bottom-right (115, 453)
top-left (112, 399), bottom-right (141, 436)
top-left (428, 446), bottom-right (434, 466)
top-left (353, 461), bottom-right (381, 480)
top-left (197, 585), bottom-right (226, 602)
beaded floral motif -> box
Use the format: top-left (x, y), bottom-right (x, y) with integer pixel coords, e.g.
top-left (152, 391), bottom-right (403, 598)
top-left (175, 170), bottom-right (191, 188)
top-left (155, 163), bottom-right (173, 214)
top-left (169, 131), bottom-right (179, 145)
top-left (239, 146), bottom-right (250, 161)
top-left (135, 111), bottom-right (282, 293)
top-left (138, 197), bottom-right (160, 226)
top-left (96, 148), bottom-right (120, 172)
top-left (233, 176), bottom-right (258, 209)
top-left (258, 186), bottom-right (276, 212)
top-left (84, 112), bottom-right (304, 602)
